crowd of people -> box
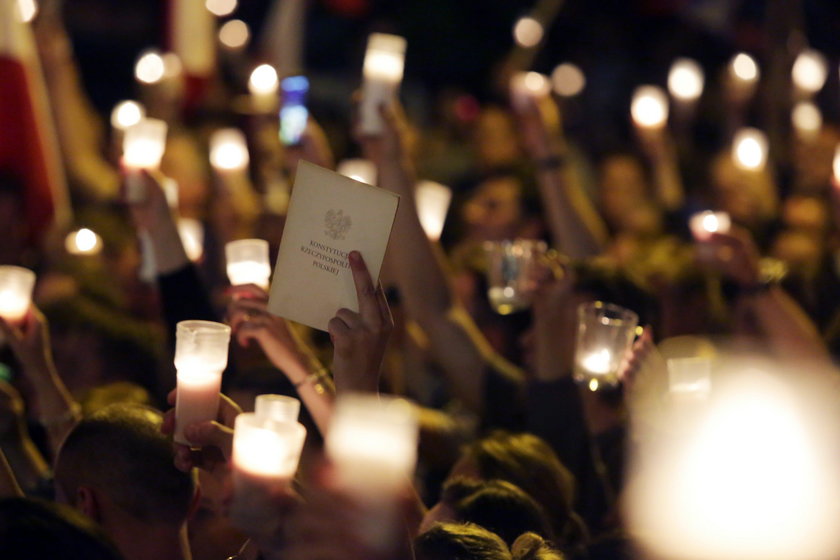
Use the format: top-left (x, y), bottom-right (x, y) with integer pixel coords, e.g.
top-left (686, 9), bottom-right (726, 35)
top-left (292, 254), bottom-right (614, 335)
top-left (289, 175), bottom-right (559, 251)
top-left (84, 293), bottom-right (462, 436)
top-left (3, 1), bottom-right (840, 559)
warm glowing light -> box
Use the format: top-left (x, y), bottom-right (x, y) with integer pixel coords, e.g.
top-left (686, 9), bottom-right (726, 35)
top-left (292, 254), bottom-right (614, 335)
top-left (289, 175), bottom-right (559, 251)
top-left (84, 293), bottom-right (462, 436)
top-left (667, 357), bottom-right (711, 399)
top-left (178, 218), bottom-right (204, 262)
top-left (225, 239), bottom-right (270, 289)
top-left (574, 301), bottom-right (638, 389)
top-left (219, 19), bottom-right (249, 49)
top-left (631, 86), bottom-right (668, 128)
top-left (205, 0), bottom-right (236, 17)
top-left (249, 64), bottom-right (279, 95)
top-left (729, 52), bottom-right (759, 83)
top-left (233, 413), bottom-right (306, 478)
top-left (17, 0), bottom-right (36, 22)
top-left (363, 34), bottom-right (406, 83)
top-left (732, 127), bottom-right (768, 171)
top-left (510, 72), bottom-right (551, 109)
top-left (110, 101), bottom-right (145, 131)
top-left (122, 118), bottom-right (168, 169)
top-left (833, 145), bottom-right (840, 184)
top-left (65, 228), bottom-right (102, 256)
top-left (134, 50), bottom-right (166, 84)
top-left (551, 63), bottom-right (585, 97)
top-left (415, 181), bottom-right (452, 241)
top-left (210, 128), bottom-right (250, 171)
top-left (626, 361), bottom-right (840, 560)
top-left (689, 211), bottom-right (731, 241)
top-left (337, 159), bottom-right (376, 185)
top-left (791, 101), bottom-right (822, 138)
top-left (0, 266), bottom-right (35, 323)
top-left (161, 53), bottom-right (182, 78)
top-left (792, 49), bottom-right (828, 94)
top-left (581, 349), bottom-right (613, 375)
top-left (513, 16), bottom-right (543, 48)
top-left (254, 394), bottom-right (300, 425)
top-left (668, 58), bottom-right (704, 101)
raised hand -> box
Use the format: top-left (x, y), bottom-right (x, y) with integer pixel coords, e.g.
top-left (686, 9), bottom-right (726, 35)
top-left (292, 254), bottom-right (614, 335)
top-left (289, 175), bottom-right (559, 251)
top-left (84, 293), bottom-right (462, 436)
top-left (327, 251), bottom-right (393, 394)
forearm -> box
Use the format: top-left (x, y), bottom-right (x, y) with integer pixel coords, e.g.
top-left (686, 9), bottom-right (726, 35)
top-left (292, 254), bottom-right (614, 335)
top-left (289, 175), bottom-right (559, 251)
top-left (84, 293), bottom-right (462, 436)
top-left (0, 450), bottom-right (23, 498)
top-left (28, 364), bottom-right (80, 457)
top-left (0, 436), bottom-right (49, 494)
top-left (282, 356), bottom-right (334, 437)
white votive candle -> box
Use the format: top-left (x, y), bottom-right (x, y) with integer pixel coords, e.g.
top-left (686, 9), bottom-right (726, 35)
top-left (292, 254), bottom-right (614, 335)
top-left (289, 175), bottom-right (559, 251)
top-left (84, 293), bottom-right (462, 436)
top-left (360, 33), bottom-right (406, 135)
top-left (122, 117), bottom-right (168, 202)
top-left (0, 266), bottom-right (35, 324)
top-left (225, 239), bottom-right (271, 289)
top-left (174, 320), bottom-right (231, 445)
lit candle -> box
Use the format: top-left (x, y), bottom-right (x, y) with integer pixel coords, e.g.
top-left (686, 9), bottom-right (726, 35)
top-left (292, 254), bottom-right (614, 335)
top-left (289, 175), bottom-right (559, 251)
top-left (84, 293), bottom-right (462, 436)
top-left (512, 16), bottom-right (543, 48)
top-left (64, 228), bottom-right (103, 256)
top-left (792, 49), bottom-right (828, 96)
top-left (689, 211), bottom-right (731, 241)
top-left (336, 159), bottom-right (377, 185)
top-left (574, 301), bottom-right (638, 391)
top-left (174, 320), bottom-right (231, 445)
top-left (631, 85), bottom-right (668, 129)
top-left (205, 0), bottom-right (236, 17)
top-left (122, 117), bottom-right (168, 202)
top-left (360, 33), bottom-right (407, 135)
top-left (218, 19), bottom-right (250, 51)
top-left (668, 58), bottom-right (704, 103)
top-left (0, 266), bottom-right (35, 324)
top-left (731, 127), bottom-right (768, 171)
top-left (210, 128), bottom-right (250, 172)
top-left (254, 394), bottom-right (300, 424)
top-left (551, 63), bottom-right (585, 97)
top-left (177, 218), bottom-right (204, 263)
top-left (509, 71), bottom-right (551, 111)
top-left (110, 101), bottom-right (146, 132)
top-left (233, 413), bottom-right (306, 480)
top-left (134, 49), bottom-right (166, 85)
top-left (415, 180), bottom-right (452, 241)
top-left (791, 101), bottom-right (822, 141)
top-left (225, 239), bottom-right (271, 289)
top-left (833, 144), bottom-right (840, 188)
top-left (667, 357), bottom-right (712, 400)
top-left (17, 0), bottom-right (37, 22)
top-left (726, 52), bottom-right (759, 102)
top-left (249, 64), bottom-right (279, 113)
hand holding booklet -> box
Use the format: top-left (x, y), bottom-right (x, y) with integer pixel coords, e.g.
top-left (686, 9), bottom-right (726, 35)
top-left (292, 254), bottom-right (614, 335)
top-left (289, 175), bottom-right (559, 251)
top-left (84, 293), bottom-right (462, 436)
top-left (267, 161), bottom-right (399, 331)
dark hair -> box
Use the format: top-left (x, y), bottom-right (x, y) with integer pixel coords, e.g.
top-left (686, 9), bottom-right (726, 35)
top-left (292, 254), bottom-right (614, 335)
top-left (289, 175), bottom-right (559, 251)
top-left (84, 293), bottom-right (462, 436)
top-left (510, 532), bottom-right (565, 560)
top-left (415, 522), bottom-right (511, 560)
top-left (442, 478), bottom-right (555, 546)
top-left (0, 497), bottom-right (123, 560)
top-left (464, 432), bottom-right (589, 549)
top-left (54, 403), bottom-right (193, 525)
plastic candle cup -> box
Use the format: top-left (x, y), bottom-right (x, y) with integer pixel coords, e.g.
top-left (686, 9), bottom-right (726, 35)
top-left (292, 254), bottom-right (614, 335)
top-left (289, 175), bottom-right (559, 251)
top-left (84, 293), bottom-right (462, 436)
top-left (415, 181), bottom-right (452, 241)
top-left (360, 33), bottom-right (407, 135)
top-left (122, 117), bottom-right (168, 202)
top-left (509, 71), bottom-right (551, 111)
top-left (254, 394), bottom-right (301, 424)
top-left (336, 159), bottom-right (377, 185)
top-left (689, 211), bottom-right (731, 242)
top-left (225, 239), bottom-right (271, 290)
top-left (483, 239), bottom-right (547, 315)
top-left (0, 266), bottom-right (35, 324)
top-left (178, 218), bottom-right (204, 263)
top-left (631, 85), bottom-right (668, 129)
top-left (574, 301), bottom-right (639, 391)
top-left (174, 320), bottom-right (231, 445)
top-left (667, 357), bottom-right (712, 401)
top-left (248, 64), bottom-right (279, 114)
top-left (210, 128), bottom-right (250, 173)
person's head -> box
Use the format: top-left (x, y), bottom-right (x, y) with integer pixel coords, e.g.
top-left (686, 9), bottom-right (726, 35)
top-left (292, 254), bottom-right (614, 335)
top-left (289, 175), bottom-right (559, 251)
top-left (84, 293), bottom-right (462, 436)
top-left (449, 432), bottom-right (587, 549)
top-left (710, 149), bottom-right (778, 229)
top-left (0, 497), bottom-right (123, 560)
top-left (54, 404), bottom-right (194, 533)
top-left (415, 522), bottom-right (511, 560)
top-left (421, 478), bottom-right (554, 546)
top-left (597, 153), bottom-right (653, 232)
top-left (459, 171), bottom-right (543, 243)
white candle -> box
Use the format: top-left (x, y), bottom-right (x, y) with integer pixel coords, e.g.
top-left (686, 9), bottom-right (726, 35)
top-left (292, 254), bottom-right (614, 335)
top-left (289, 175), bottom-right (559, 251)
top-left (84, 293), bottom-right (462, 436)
top-left (551, 63), bottom-right (585, 97)
top-left (254, 394), bottom-right (300, 425)
top-left (731, 127), bottom-right (768, 171)
top-left (64, 228), bottom-right (102, 256)
top-left (360, 33), bottom-right (406, 135)
top-left (509, 71), bottom-right (551, 111)
top-left (792, 49), bottom-right (828, 95)
top-left (205, 0), bottom-right (236, 17)
top-left (249, 64), bottom-right (279, 113)
top-left (122, 117), bottom-right (168, 202)
top-left (512, 16), bottom-right (543, 48)
top-left (233, 413), bottom-right (307, 479)
top-left (336, 159), bottom-right (377, 185)
top-left (631, 85), bottom-right (668, 129)
top-left (219, 19), bottom-right (250, 50)
top-left (726, 52), bottom-right (760, 102)
top-left (689, 211), bottom-right (731, 241)
top-left (579, 349), bottom-right (614, 392)
top-left (134, 49), bottom-right (166, 85)
top-left (178, 218), bottom-right (204, 262)
top-left (17, 0), bottom-right (37, 22)
top-left (833, 144), bottom-right (840, 187)
top-left (225, 239), bottom-right (270, 289)
top-left (174, 320), bottom-right (231, 445)
top-left (415, 180), bottom-right (452, 241)
top-left (110, 100), bottom-right (146, 132)
top-left (210, 128), bottom-right (250, 172)
top-left (668, 58), bottom-right (704, 102)
top-left (0, 266), bottom-right (35, 324)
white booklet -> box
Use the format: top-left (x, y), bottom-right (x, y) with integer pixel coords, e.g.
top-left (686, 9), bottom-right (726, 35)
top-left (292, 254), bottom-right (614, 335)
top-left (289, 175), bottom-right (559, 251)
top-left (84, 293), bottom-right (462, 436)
top-left (267, 160), bottom-right (399, 331)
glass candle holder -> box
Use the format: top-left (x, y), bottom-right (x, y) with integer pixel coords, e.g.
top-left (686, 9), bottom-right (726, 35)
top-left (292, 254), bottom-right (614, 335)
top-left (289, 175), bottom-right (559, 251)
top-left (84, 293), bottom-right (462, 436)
top-left (667, 357), bottom-right (712, 401)
top-left (574, 301), bottom-right (639, 391)
top-left (174, 320), bottom-right (231, 445)
top-left (225, 239), bottom-right (271, 290)
top-left (254, 394), bottom-right (300, 425)
top-left (483, 239), bottom-right (547, 315)
top-left (0, 266), bottom-right (35, 324)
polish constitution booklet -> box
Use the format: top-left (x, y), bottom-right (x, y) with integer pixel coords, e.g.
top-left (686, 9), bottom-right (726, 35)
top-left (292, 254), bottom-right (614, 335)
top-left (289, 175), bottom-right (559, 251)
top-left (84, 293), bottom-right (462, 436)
top-left (267, 160), bottom-right (400, 331)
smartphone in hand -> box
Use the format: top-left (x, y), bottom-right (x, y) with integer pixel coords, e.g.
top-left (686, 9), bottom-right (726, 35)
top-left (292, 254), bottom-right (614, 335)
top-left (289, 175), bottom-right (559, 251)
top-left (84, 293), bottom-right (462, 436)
top-left (279, 75), bottom-right (309, 146)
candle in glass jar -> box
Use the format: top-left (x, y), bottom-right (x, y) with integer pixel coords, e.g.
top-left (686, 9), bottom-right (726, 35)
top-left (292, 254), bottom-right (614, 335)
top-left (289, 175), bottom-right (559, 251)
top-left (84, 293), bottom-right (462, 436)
top-left (0, 266), bottom-right (35, 324)
top-left (174, 320), bottom-right (231, 445)
top-left (360, 33), bottom-right (407, 135)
